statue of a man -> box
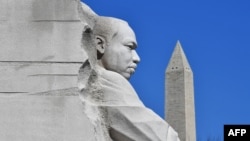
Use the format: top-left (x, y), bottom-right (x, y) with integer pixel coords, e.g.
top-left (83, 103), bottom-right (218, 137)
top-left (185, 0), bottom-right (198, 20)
top-left (79, 16), bottom-right (180, 141)
top-left (93, 16), bottom-right (140, 80)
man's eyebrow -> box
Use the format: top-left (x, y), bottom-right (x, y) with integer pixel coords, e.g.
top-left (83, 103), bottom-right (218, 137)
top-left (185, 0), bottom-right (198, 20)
top-left (123, 39), bottom-right (137, 48)
top-left (132, 42), bottom-right (137, 49)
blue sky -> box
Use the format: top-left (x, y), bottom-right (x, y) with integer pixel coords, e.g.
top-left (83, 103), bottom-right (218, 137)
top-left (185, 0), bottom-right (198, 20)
top-left (83, 0), bottom-right (250, 140)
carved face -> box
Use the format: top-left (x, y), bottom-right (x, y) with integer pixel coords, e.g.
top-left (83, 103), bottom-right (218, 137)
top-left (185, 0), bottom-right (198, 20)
top-left (100, 22), bottom-right (140, 79)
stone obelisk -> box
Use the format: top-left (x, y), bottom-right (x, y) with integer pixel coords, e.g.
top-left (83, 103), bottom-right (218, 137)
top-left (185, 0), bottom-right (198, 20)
top-left (165, 41), bottom-right (196, 141)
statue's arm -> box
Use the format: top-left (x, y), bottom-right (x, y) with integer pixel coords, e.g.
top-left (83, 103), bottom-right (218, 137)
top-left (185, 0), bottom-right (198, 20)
top-left (107, 106), bottom-right (180, 141)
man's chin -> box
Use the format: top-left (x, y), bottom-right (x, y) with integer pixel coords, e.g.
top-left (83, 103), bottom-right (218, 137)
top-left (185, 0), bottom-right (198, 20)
top-left (121, 72), bottom-right (132, 80)
top-left (105, 69), bottom-right (134, 80)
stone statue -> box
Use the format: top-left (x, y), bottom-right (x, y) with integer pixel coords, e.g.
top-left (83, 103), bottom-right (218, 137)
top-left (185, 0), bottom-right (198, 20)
top-left (0, 0), bottom-right (180, 140)
top-left (78, 3), bottom-right (180, 140)
top-left (94, 17), bottom-right (140, 80)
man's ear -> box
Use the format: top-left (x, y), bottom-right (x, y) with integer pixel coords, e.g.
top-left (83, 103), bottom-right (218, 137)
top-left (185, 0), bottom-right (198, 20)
top-left (95, 35), bottom-right (106, 54)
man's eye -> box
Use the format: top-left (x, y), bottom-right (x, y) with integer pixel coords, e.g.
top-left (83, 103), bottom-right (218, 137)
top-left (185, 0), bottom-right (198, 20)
top-left (125, 45), bottom-right (133, 50)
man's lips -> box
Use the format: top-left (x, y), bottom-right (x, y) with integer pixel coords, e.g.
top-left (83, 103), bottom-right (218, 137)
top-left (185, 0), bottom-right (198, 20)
top-left (128, 64), bottom-right (137, 74)
top-left (129, 68), bottom-right (135, 74)
top-left (129, 64), bottom-right (137, 69)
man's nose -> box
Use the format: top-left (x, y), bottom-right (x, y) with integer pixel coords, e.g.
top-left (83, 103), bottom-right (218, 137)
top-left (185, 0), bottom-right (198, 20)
top-left (132, 50), bottom-right (140, 64)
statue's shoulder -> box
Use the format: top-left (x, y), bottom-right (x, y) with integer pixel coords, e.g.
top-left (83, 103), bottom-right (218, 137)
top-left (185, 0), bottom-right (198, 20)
top-left (78, 61), bottom-right (143, 106)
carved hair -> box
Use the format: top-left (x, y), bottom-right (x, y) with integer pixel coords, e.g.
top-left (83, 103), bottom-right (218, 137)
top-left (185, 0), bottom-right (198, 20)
top-left (93, 16), bottom-right (128, 44)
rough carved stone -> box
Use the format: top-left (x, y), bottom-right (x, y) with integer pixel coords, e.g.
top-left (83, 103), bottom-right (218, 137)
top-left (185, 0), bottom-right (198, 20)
top-left (0, 0), bottom-right (181, 140)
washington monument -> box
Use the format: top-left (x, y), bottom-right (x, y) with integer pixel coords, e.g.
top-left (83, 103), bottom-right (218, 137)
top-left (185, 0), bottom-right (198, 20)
top-left (165, 41), bottom-right (196, 141)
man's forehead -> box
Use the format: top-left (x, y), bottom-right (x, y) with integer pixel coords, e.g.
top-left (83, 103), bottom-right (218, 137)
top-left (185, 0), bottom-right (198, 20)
top-left (115, 22), bottom-right (137, 44)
